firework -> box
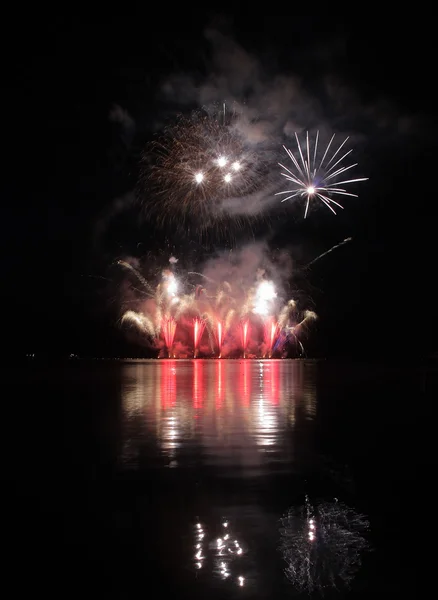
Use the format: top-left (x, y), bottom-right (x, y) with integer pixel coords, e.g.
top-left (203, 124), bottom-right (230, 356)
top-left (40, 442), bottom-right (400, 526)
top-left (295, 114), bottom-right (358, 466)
top-left (216, 321), bottom-right (225, 358)
top-left (139, 108), bottom-right (265, 235)
top-left (193, 317), bottom-right (206, 358)
top-left (276, 131), bottom-right (368, 217)
top-left (240, 319), bottom-right (250, 358)
top-left (162, 316), bottom-right (177, 357)
top-left (306, 237), bottom-right (353, 268)
top-left (280, 496), bottom-right (370, 593)
top-left (117, 260), bottom-right (316, 358)
top-left (263, 316), bottom-right (280, 358)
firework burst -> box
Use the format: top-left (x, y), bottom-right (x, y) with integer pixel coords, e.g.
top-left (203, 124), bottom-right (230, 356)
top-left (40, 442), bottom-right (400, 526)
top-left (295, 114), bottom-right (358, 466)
top-left (139, 108), bottom-right (266, 235)
top-left (276, 131), bottom-right (368, 218)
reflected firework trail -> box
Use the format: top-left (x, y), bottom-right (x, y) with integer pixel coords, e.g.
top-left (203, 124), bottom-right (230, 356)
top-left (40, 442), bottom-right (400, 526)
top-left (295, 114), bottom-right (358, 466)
top-left (280, 495), bottom-right (370, 593)
top-left (276, 131), bottom-right (368, 217)
top-left (118, 261), bottom-right (316, 358)
top-left (120, 360), bottom-right (317, 472)
top-left (193, 519), bottom-right (247, 587)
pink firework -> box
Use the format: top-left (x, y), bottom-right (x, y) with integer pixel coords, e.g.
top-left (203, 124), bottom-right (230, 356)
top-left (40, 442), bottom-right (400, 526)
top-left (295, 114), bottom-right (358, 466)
top-left (162, 317), bottom-right (177, 356)
top-left (216, 320), bottom-right (225, 357)
top-left (240, 319), bottom-right (250, 357)
top-left (264, 317), bottom-right (279, 357)
top-left (193, 318), bottom-right (206, 357)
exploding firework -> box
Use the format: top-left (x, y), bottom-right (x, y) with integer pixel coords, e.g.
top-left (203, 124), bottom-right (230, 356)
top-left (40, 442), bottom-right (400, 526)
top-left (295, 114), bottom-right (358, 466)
top-left (276, 131), bottom-right (368, 218)
top-left (139, 107), bottom-right (266, 235)
top-left (118, 260), bottom-right (316, 358)
top-left (280, 496), bottom-right (371, 594)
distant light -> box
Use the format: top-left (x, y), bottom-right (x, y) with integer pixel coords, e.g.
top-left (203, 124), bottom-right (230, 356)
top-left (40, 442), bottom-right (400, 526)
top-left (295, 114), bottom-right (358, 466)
top-left (224, 173), bottom-right (232, 183)
top-left (238, 576), bottom-right (245, 587)
top-left (232, 161), bottom-right (241, 171)
top-left (307, 186), bottom-right (315, 194)
top-left (195, 172), bottom-right (204, 183)
top-left (217, 156), bottom-right (228, 167)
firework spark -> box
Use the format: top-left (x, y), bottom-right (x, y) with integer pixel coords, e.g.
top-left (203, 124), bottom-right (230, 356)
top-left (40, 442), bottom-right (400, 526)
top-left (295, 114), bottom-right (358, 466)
top-left (306, 237), bottom-right (353, 268)
top-left (276, 131), bottom-right (368, 217)
top-left (280, 496), bottom-right (371, 594)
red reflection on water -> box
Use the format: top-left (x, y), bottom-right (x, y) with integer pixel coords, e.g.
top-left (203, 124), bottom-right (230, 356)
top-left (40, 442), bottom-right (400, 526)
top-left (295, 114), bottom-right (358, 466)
top-left (160, 360), bottom-right (176, 409)
top-left (264, 360), bottom-right (280, 405)
top-left (240, 359), bottom-right (251, 407)
top-left (215, 360), bottom-right (224, 410)
top-left (193, 360), bottom-right (204, 409)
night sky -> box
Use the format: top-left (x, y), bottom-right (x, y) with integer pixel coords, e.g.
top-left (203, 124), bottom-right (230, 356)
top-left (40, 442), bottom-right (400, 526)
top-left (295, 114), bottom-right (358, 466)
top-left (3, 10), bottom-right (436, 359)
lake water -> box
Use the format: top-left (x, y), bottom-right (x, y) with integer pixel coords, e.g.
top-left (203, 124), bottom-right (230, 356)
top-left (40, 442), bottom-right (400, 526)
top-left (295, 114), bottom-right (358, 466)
top-left (5, 358), bottom-right (435, 597)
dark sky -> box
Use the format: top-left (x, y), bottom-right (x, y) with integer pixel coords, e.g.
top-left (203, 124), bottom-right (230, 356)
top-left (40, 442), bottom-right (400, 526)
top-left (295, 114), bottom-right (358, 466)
top-left (3, 10), bottom-right (436, 358)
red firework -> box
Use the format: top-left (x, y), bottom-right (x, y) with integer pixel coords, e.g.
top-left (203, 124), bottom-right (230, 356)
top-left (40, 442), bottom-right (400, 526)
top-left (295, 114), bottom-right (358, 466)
top-left (162, 317), bottom-right (177, 355)
top-left (216, 320), bottom-right (225, 356)
top-left (264, 317), bottom-right (280, 357)
top-left (193, 318), bottom-right (206, 357)
top-left (240, 320), bottom-right (250, 356)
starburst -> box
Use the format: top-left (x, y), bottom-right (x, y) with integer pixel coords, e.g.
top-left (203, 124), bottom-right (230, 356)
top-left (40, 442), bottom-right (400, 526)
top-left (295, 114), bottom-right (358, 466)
top-left (276, 131), bottom-right (368, 218)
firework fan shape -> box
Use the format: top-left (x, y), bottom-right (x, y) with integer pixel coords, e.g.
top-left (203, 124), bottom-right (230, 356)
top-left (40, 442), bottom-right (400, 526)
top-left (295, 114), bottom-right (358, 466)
top-left (276, 131), bottom-right (368, 218)
top-left (118, 259), bottom-right (317, 358)
top-left (279, 496), bottom-right (370, 594)
top-left (139, 108), bottom-right (265, 233)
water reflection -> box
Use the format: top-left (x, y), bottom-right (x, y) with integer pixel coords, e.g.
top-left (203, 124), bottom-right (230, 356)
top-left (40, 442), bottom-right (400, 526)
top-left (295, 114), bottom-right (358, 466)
top-left (280, 496), bottom-right (371, 594)
top-left (194, 519), bottom-right (247, 587)
top-left (120, 359), bottom-right (317, 474)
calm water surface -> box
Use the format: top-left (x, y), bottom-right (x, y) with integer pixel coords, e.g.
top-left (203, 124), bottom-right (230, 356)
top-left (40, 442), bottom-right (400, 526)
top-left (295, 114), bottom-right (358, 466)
top-left (5, 359), bottom-right (436, 597)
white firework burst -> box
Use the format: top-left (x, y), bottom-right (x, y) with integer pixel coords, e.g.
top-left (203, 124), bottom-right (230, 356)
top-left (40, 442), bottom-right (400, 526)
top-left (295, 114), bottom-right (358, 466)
top-left (276, 131), bottom-right (368, 218)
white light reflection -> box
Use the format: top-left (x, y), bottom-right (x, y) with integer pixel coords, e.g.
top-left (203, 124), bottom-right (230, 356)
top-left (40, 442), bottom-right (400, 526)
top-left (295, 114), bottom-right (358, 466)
top-left (193, 518), bottom-right (248, 587)
top-left (255, 397), bottom-right (278, 447)
top-left (194, 522), bottom-right (206, 570)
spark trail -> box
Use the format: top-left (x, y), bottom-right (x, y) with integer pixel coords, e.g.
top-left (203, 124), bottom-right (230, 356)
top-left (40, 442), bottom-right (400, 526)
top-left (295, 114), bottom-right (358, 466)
top-left (276, 131), bottom-right (368, 217)
top-left (306, 237), bottom-right (353, 268)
